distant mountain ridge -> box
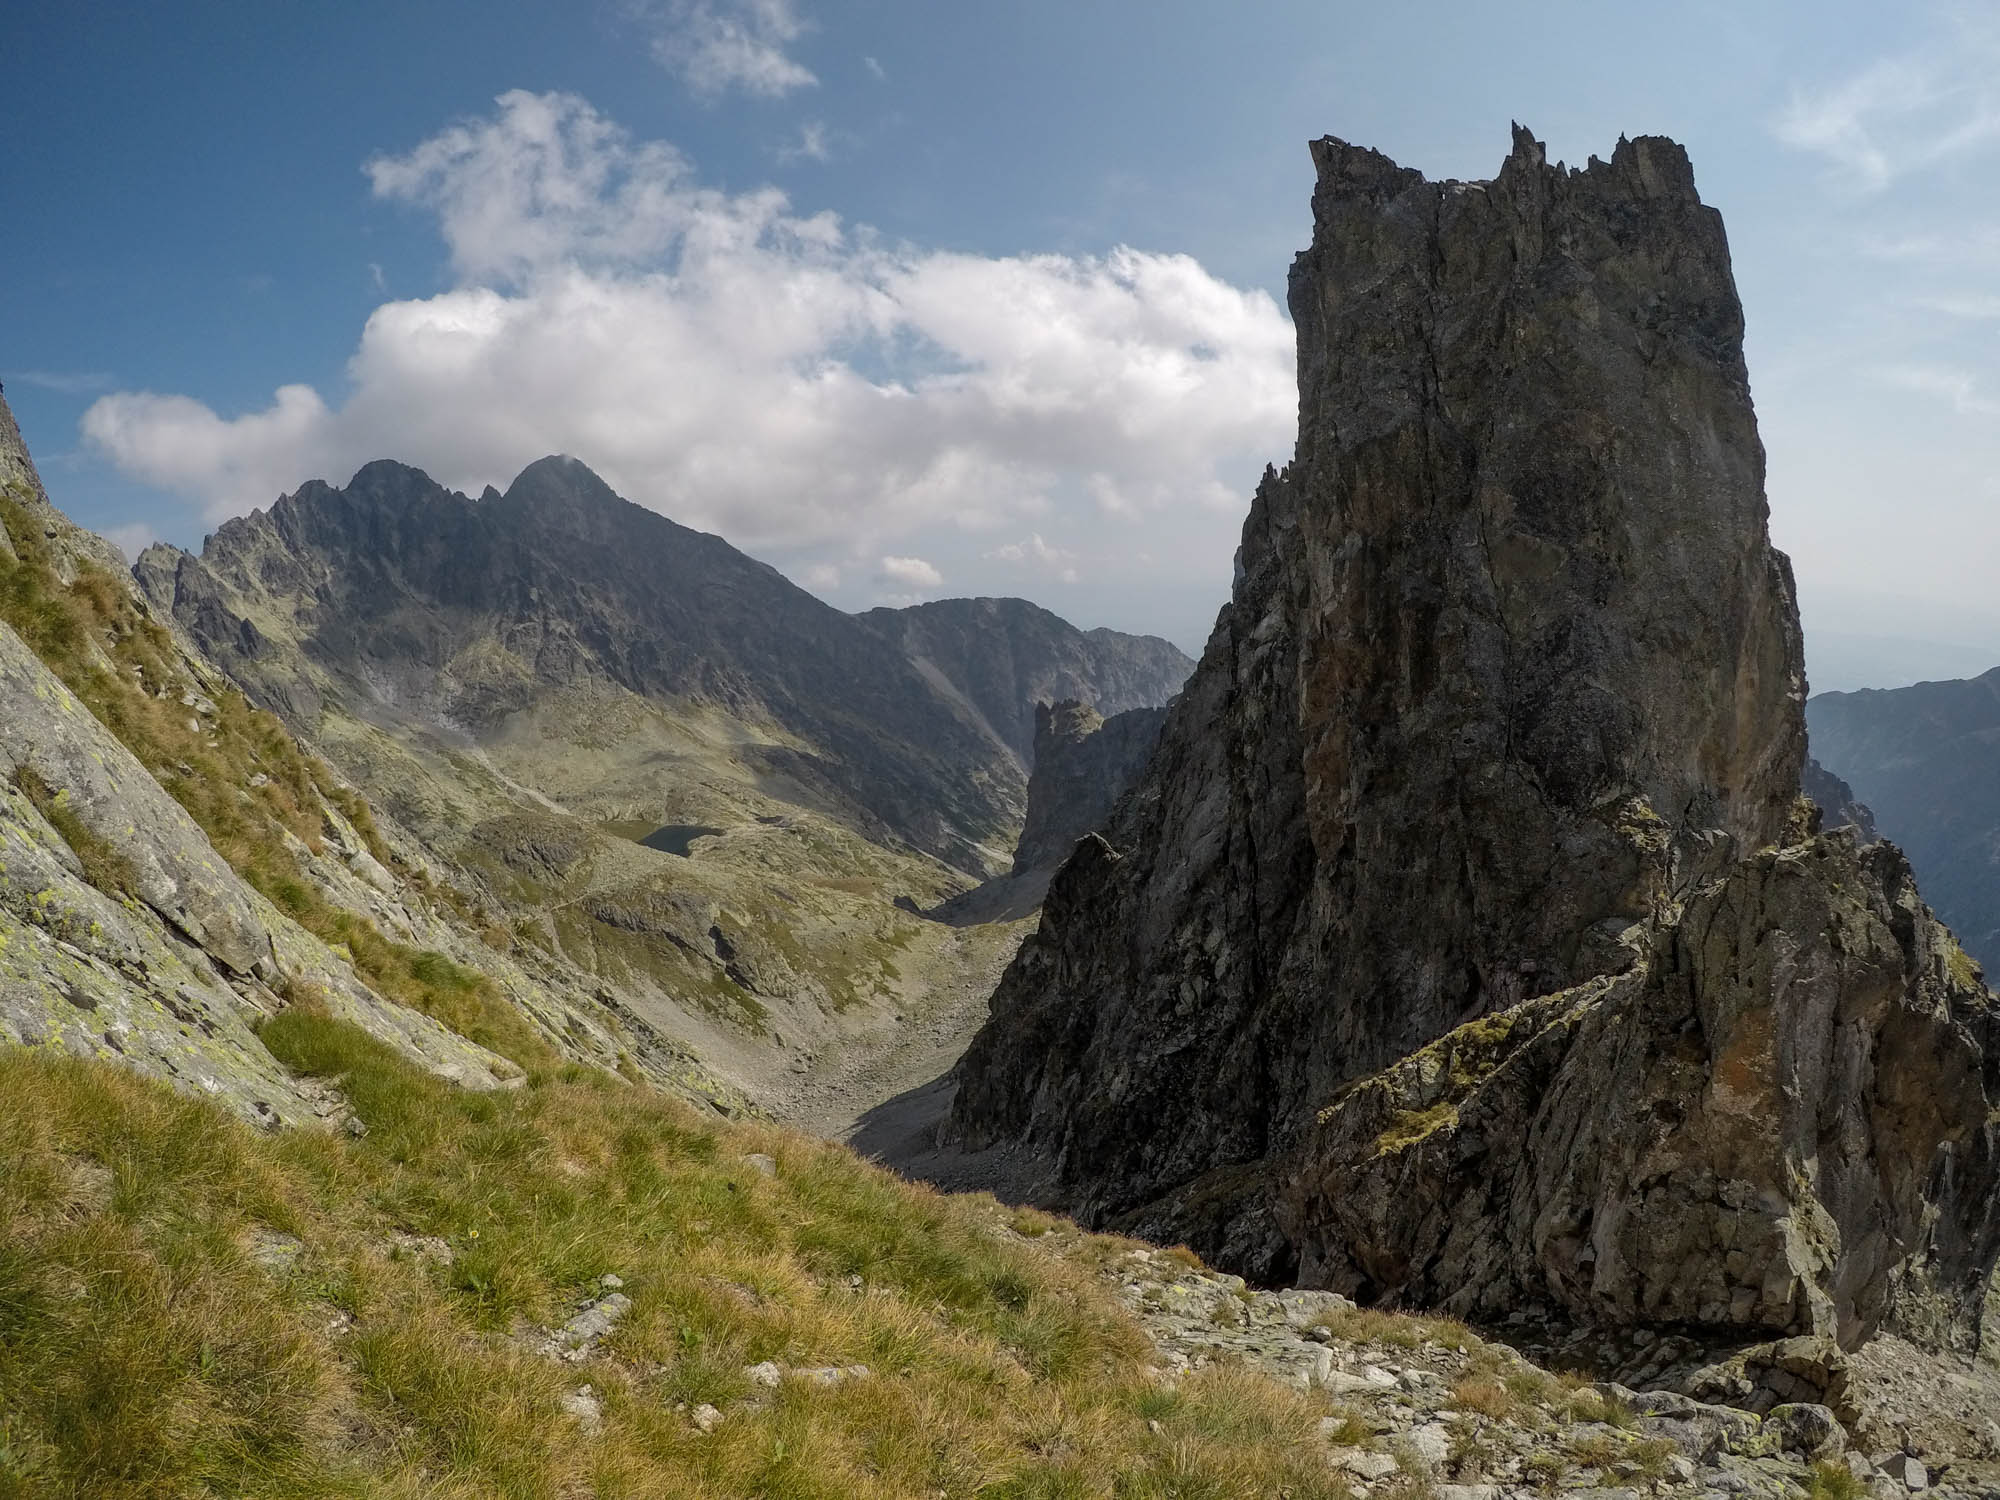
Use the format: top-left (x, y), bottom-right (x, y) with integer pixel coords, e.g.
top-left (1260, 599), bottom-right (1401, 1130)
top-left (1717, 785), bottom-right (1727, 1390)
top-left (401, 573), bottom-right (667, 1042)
top-left (1808, 669), bottom-right (2000, 968)
top-left (140, 456), bottom-right (1187, 874)
top-left (859, 598), bottom-right (1192, 770)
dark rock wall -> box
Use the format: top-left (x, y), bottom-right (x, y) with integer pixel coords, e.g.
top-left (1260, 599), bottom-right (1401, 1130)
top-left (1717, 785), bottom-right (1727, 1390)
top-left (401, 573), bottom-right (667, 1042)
top-left (1012, 701), bottom-right (1170, 875)
top-left (950, 128), bottom-right (2000, 1352)
top-left (956, 126), bottom-right (1805, 1210)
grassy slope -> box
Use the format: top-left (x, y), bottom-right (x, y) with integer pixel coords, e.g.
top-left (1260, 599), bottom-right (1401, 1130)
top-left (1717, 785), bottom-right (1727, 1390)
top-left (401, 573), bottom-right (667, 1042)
top-left (0, 1024), bottom-right (1350, 1499)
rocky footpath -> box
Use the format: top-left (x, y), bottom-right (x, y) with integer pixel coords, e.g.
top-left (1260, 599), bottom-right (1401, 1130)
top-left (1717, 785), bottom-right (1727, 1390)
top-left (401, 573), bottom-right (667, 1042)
top-left (947, 121), bottom-right (2000, 1447)
top-left (1083, 1239), bottom-right (2000, 1499)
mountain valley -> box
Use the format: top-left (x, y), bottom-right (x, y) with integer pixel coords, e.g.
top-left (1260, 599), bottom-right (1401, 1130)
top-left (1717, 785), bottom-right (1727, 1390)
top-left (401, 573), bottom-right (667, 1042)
top-left (3, 121), bottom-right (2000, 1500)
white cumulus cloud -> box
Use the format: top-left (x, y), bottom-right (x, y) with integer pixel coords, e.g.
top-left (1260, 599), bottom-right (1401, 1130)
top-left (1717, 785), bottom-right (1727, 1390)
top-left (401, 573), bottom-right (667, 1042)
top-left (83, 90), bottom-right (1295, 559)
top-left (877, 554), bottom-right (943, 590)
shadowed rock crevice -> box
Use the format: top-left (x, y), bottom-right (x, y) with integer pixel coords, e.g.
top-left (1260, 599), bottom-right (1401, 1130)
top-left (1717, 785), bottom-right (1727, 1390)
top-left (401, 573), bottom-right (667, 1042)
top-left (1011, 700), bottom-right (1170, 876)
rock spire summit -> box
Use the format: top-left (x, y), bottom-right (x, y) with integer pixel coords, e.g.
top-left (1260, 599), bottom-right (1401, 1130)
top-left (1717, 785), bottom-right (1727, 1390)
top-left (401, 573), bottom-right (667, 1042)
top-left (949, 129), bottom-right (2000, 1356)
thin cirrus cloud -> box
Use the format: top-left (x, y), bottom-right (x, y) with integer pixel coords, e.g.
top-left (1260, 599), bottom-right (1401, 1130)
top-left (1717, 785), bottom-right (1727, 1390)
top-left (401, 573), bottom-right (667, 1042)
top-left (638, 0), bottom-right (817, 100)
top-left (776, 120), bottom-right (832, 164)
top-left (82, 89), bottom-right (1295, 565)
top-left (1878, 363), bottom-right (2000, 417)
top-left (1774, 11), bottom-right (2000, 190)
top-left (1913, 293), bottom-right (2000, 319)
top-left (9, 369), bottom-right (115, 395)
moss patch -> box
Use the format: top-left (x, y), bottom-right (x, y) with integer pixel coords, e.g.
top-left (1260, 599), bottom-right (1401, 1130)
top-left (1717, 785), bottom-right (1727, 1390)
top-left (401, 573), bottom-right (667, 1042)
top-left (10, 766), bottom-right (138, 899)
top-left (1375, 1101), bottom-right (1459, 1156)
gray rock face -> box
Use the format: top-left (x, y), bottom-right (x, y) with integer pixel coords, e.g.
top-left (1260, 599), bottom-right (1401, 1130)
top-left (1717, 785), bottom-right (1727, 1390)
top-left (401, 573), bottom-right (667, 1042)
top-left (950, 128), bottom-right (2000, 1353)
top-left (857, 598), bottom-right (1191, 770)
top-left (1012, 700), bottom-right (1169, 875)
top-left (1284, 833), bottom-right (2000, 1354)
top-left (0, 616), bottom-right (517, 1121)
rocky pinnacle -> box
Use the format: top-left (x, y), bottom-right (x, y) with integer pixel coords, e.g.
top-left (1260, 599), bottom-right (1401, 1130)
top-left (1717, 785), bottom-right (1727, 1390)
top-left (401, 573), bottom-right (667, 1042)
top-left (949, 128), bottom-right (2000, 1354)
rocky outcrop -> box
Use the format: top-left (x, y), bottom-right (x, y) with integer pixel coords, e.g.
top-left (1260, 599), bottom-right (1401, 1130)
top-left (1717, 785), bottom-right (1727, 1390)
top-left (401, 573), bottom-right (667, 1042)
top-left (0, 616), bottom-right (518, 1120)
top-left (0, 393), bottom-right (525, 1121)
top-left (1012, 701), bottom-right (1168, 874)
top-left (950, 128), bottom-right (2000, 1355)
top-left (1803, 755), bottom-right (1877, 841)
top-left (858, 597), bottom-right (1191, 770)
top-left (1284, 831), bottom-right (1999, 1356)
top-left (1809, 671), bottom-right (2000, 968)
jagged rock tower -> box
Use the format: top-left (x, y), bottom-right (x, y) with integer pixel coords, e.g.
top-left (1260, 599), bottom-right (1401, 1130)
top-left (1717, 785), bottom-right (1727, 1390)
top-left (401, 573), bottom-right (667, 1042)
top-left (951, 128), bottom-right (2000, 1355)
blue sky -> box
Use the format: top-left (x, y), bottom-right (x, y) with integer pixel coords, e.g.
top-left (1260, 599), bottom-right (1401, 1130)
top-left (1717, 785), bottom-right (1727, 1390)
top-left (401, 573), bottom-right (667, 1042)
top-left (4, 0), bottom-right (1998, 689)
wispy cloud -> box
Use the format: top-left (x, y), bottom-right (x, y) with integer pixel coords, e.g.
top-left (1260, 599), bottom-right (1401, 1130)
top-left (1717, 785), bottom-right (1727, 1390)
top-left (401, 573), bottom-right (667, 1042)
top-left (862, 55), bottom-right (884, 81)
top-left (1911, 293), bottom-right (2000, 319)
top-left (7, 369), bottom-right (115, 395)
top-left (987, 532), bottom-right (1080, 584)
top-left (639, 0), bottom-right (816, 100)
top-left (777, 120), bottom-right (830, 164)
top-left (1775, 11), bottom-right (2000, 190)
top-left (1879, 362), bottom-right (2000, 415)
top-left (1858, 225), bottom-right (2000, 264)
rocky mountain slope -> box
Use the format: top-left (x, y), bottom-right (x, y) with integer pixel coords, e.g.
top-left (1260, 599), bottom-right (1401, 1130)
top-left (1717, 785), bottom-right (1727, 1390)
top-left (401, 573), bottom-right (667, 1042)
top-left (1808, 672), bottom-right (2000, 967)
top-left (0, 390), bottom-right (744, 1120)
top-left (128, 455), bottom-right (1182, 1106)
top-left (142, 456), bottom-right (1026, 872)
top-left (950, 124), bottom-right (2000, 1382)
top-left (859, 597), bottom-right (1191, 770)
top-left (1803, 754), bottom-right (1878, 841)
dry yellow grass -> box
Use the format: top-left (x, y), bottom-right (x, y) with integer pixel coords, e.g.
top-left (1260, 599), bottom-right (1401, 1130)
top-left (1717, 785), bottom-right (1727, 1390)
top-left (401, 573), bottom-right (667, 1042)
top-left (0, 1019), bottom-right (1356, 1498)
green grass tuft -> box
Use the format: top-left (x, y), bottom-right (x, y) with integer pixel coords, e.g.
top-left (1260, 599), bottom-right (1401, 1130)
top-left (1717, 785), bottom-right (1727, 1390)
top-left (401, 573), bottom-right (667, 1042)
top-left (10, 766), bottom-right (139, 899)
top-left (0, 1027), bottom-right (1359, 1496)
